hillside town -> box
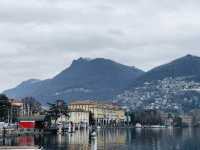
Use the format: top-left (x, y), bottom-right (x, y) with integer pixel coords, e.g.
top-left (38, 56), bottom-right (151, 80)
top-left (116, 77), bottom-right (200, 112)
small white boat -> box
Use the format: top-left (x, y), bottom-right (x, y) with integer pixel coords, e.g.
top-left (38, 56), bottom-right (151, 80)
top-left (135, 123), bottom-right (142, 128)
top-left (97, 126), bottom-right (101, 129)
top-left (90, 131), bottom-right (97, 137)
top-left (90, 128), bottom-right (97, 138)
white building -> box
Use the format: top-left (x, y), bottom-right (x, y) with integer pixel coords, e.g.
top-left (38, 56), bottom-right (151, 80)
top-left (68, 110), bottom-right (90, 126)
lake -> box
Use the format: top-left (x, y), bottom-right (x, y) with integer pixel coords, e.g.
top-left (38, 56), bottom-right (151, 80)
top-left (0, 128), bottom-right (200, 150)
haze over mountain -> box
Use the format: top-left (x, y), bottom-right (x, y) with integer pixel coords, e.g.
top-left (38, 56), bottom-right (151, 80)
top-left (4, 58), bottom-right (144, 104)
top-left (117, 54), bottom-right (200, 112)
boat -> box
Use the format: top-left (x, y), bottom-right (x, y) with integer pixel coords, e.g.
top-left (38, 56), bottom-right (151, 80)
top-left (90, 131), bottom-right (97, 137)
top-left (90, 128), bottom-right (97, 138)
top-left (97, 126), bottom-right (101, 129)
top-left (135, 123), bottom-right (142, 128)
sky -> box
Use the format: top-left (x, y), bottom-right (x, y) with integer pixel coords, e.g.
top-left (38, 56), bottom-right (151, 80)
top-left (0, 0), bottom-right (200, 92)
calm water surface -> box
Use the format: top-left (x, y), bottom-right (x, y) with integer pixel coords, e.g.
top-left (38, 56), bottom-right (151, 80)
top-left (0, 128), bottom-right (200, 150)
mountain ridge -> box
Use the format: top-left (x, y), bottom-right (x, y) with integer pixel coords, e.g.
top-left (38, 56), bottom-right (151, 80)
top-left (131, 54), bottom-right (200, 87)
top-left (4, 57), bottom-right (144, 104)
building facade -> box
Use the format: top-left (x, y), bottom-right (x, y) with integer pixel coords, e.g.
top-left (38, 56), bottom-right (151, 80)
top-left (9, 99), bottom-right (24, 122)
top-left (181, 115), bottom-right (193, 127)
top-left (68, 101), bottom-right (126, 126)
top-left (9, 99), bottom-right (41, 123)
top-left (68, 110), bottom-right (89, 126)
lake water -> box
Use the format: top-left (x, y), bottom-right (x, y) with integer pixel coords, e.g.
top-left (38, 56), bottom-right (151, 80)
top-left (0, 128), bottom-right (200, 150)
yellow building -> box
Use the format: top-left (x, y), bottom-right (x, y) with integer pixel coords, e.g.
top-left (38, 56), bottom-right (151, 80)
top-left (68, 100), bottom-right (126, 126)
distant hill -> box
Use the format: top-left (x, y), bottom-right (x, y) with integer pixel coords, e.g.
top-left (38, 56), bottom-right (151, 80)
top-left (4, 58), bottom-right (144, 104)
top-left (117, 54), bottom-right (200, 112)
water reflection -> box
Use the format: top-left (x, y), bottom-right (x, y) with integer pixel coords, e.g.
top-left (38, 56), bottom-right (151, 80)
top-left (1, 128), bottom-right (200, 150)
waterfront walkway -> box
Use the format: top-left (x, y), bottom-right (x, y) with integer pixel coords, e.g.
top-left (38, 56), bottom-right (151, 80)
top-left (0, 146), bottom-right (42, 149)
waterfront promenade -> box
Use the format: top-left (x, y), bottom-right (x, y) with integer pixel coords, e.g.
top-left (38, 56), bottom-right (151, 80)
top-left (0, 146), bottom-right (42, 150)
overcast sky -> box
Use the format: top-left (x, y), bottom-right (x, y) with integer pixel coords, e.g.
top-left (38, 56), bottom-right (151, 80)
top-left (0, 0), bottom-right (200, 92)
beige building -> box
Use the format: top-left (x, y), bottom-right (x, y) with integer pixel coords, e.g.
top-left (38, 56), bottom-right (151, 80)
top-left (55, 111), bottom-right (89, 129)
top-left (68, 100), bottom-right (126, 126)
top-left (9, 99), bottom-right (42, 122)
top-left (9, 99), bottom-right (24, 122)
top-left (68, 110), bottom-right (89, 125)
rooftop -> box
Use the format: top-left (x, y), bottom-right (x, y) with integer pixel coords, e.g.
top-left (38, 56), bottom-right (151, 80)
top-left (69, 100), bottom-right (123, 110)
top-left (69, 100), bottom-right (98, 105)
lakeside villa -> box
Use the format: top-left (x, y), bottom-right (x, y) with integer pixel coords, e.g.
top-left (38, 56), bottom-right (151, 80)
top-left (68, 100), bottom-right (126, 126)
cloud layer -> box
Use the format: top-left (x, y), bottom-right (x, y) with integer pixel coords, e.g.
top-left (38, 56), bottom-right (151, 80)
top-left (1, 0), bottom-right (200, 91)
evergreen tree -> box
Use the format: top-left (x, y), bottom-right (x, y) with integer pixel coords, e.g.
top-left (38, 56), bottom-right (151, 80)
top-left (47, 100), bottom-right (69, 125)
top-left (0, 94), bottom-right (10, 122)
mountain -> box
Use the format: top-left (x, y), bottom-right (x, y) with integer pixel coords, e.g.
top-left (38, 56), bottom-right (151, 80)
top-left (133, 54), bottom-right (200, 86)
top-left (4, 58), bottom-right (144, 104)
top-left (117, 54), bottom-right (200, 112)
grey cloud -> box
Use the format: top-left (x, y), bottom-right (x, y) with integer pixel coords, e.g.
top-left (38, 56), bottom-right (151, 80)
top-left (1, 0), bottom-right (200, 91)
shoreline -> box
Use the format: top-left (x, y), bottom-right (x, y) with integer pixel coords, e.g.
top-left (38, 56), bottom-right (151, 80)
top-left (0, 125), bottom-right (197, 137)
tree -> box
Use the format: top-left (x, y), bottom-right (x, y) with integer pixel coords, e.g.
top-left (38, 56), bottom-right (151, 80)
top-left (0, 94), bottom-right (8, 100)
top-left (173, 116), bottom-right (182, 127)
top-left (89, 111), bottom-right (95, 126)
top-left (47, 100), bottom-right (69, 125)
top-left (0, 94), bottom-right (10, 122)
top-left (22, 97), bottom-right (42, 116)
top-left (189, 109), bottom-right (200, 127)
top-left (130, 110), bottom-right (162, 125)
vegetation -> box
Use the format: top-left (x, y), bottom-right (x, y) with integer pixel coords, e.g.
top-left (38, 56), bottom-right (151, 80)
top-left (47, 100), bottom-right (69, 125)
top-left (128, 109), bottom-right (200, 127)
top-left (0, 94), bottom-right (10, 122)
top-left (89, 111), bottom-right (95, 126)
top-left (129, 110), bottom-right (163, 125)
top-left (189, 109), bottom-right (200, 127)
top-left (22, 97), bottom-right (42, 115)
top-left (173, 116), bottom-right (182, 127)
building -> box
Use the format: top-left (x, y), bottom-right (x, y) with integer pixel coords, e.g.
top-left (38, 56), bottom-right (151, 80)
top-left (9, 99), bottom-right (24, 122)
top-left (18, 115), bottom-right (46, 129)
top-left (180, 115), bottom-right (193, 127)
top-left (159, 112), bottom-right (174, 126)
top-left (68, 100), bottom-right (126, 126)
top-left (68, 110), bottom-right (89, 127)
top-left (9, 99), bottom-right (43, 124)
top-left (10, 100), bottom-right (23, 115)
